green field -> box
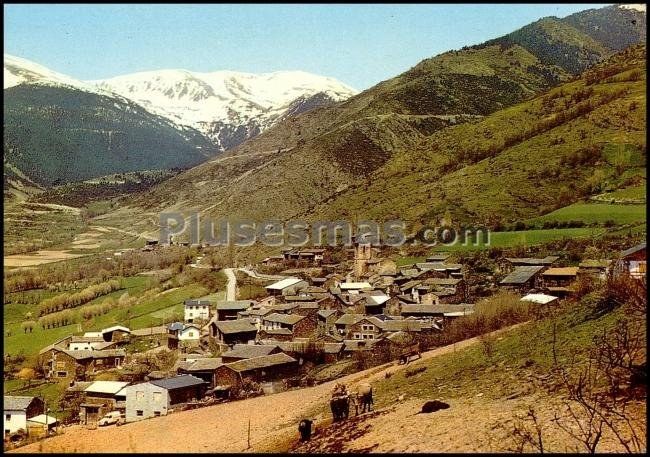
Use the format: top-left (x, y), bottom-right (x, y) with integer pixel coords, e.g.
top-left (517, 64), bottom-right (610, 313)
top-left (529, 202), bottom-right (646, 226)
top-left (3, 378), bottom-right (68, 419)
top-left (593, 183), bottom-right (646, 202)
top-left (3, 280), bottom-right (208, 359)
top-left (439, 227), bottom-right (607, 252)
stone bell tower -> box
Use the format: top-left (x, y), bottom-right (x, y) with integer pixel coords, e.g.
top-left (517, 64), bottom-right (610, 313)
top-left (353, 237), bottom-right (372, 279)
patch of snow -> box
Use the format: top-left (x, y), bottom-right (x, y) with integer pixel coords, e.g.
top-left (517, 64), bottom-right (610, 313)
top-left (618, 4), bottom-right (646, 12)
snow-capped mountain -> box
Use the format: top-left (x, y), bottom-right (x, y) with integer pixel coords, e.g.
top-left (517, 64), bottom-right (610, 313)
top-left (4, 54), bottom-right (215, 186)
top-left (4, 53), bottom-right (106, 94)
top-left (92, 69), bottom-right (358, 148)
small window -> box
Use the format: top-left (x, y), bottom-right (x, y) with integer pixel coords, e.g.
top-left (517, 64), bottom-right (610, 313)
top-left (136, 390), bottom-right (144, 400)
top-left (153, 392), bottom-right (162, 402)
top-left (57, 371), bottom-right (67, 377)
top-left (5, 414), bottom-right (10, 421)
top-left (56, 361), bottom-right (66, 369)
top-left (153, 411), bottom-right (161, 417)
top-left (136, 410), bottom-right (143, 417)
top-left (188, 332), bottom-right (194, 338)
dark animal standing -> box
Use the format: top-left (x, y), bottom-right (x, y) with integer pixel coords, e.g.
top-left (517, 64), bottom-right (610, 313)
top-left (330, 396), bottom-right (350, 422)
top-left (298, 419), bottom-right (313, 441)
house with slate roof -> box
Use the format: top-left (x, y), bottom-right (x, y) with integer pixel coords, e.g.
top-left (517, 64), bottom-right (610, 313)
top-left (124, 375), bottom-right (207, 422)
top-left (213, 353), bottom-right (297, 396)
top-left (4, 396), bottom-right (45, 435)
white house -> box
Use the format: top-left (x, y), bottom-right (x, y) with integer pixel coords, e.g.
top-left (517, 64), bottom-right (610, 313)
top-left (178, 324), bottom-right (201, 342)
top-left (4, 396), bottom-right (44, 436)
top-left (184, 300), bottom-right (211, 323)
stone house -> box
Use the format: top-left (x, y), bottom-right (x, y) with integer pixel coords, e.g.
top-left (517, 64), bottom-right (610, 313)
top-left (39, 348), bottom-right (126, 381)
top-left (213, 353), bottom-right (297, 396)
top-left (215, 300), bottom-right (255, 321)
top-left (176, 358), bottom-right (223, 388)
top-left (261, 313), bottom-right (318, 339)
top-left (207, 319), bottom-right (258, 345)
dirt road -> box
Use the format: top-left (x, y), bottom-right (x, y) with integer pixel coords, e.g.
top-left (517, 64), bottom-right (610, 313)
top-left (12, 324), bottom-right (526, 453)
top-left (223, 268), bottom-right (237, 301)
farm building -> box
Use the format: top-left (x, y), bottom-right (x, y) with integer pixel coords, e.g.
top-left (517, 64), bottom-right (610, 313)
top-left (178, 324), bottom-right (201, 344)
top-left (99, 325), bottom-right (131, 343)
top-left (260, 312), bottom-right (318, 339)
top-left (237, 308), bottom-right (272, 329)
top-left (68, 336), bottom-right (108, 351)
top-left (500, 256), bottom-right (559, 274)
top-left (542, 267), bottom-right (579, 287)
top-left (79, 381), bottom-right (128, 425)
top-left (265, 277), bottom-right (309, 296)
top-left (124, 375), bottom-right (207, 422)
top-left (317, 309), bottom-right (341, 336)
top-left (499, 266), bottom-right (545, 292)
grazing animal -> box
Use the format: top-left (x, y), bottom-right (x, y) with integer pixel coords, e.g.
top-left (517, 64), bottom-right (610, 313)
top-left (356, 383), bottom-right (373, 414)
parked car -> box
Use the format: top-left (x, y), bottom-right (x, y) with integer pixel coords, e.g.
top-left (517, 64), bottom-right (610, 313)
top-left (97, 411), bottom-right (122, 426)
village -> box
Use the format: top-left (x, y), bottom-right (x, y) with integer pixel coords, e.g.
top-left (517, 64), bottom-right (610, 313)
top-left (3, 237), bottom-right (646, 447)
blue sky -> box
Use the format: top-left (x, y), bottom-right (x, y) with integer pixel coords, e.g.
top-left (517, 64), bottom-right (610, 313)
top-left (4, 3), bottom-right (611, 90)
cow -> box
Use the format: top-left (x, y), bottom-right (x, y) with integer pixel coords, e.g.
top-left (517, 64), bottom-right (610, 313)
top-left (329, 395), bottom-right (350, 422)
top-left (355, 383), bottom-right (373, 414)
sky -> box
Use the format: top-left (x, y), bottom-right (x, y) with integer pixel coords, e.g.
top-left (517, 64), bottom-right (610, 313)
top-left (4, 3), bottom-right (612, 90)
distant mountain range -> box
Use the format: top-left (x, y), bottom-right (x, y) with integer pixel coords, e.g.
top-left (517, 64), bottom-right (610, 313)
top-left (119, 4), bottom-right (646, 233)
top-left (3, 55), bottom-right (357, 189)
top-left (93, 70), bottom-right (357, 149)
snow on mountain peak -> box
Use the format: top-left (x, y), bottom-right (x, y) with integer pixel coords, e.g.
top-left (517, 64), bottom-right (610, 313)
top-left (4, 54), bottom-right (105, 94)
top-left (618, 4), bottom-right (646, 13)
top-left (5, 53), bottom-right (358, 151)
top-left (92, 68), bottom-right (358, 143)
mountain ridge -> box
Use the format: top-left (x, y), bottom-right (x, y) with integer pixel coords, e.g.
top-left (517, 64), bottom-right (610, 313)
top-left (114, 5), bottom-right (645, 239)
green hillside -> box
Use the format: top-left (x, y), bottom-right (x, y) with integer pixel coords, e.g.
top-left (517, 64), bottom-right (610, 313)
top-left (313, 45), bottom-right (646, 229)
top-left (121, 6), bottom-right (646, 236)
top-left (3, 85), bottom-right (216, 186)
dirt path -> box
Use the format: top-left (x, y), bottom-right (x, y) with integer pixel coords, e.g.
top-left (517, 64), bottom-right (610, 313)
top-left (223, 268), bottom-right (237, 301)
top-left (12, 323), bottom-right (526, 453)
